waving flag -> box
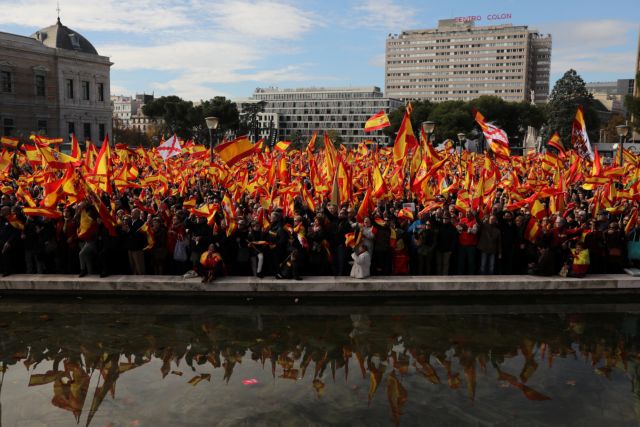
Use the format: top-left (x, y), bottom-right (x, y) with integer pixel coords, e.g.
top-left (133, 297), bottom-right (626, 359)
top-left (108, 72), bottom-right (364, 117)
top-left (157, 134), bottom-right (182, 161)
top-left (546, 132), bottom-right (565, 157)
top-left (214, 136), bottom-right (255, 166)
top-left (571, 106), bottom-right (594, 161)
top-left (392, 111), bottom-right (418, 165)
top-left (364, 110), bottom-right (390, 132)
top-left (474, 110), bottom-right (510, 159)
top-left (274, 141), bottom-right (292, 153)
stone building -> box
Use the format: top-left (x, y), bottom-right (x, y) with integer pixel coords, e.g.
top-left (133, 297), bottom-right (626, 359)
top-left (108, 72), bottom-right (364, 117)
top-left (0, 18), bottom-right (112, 145)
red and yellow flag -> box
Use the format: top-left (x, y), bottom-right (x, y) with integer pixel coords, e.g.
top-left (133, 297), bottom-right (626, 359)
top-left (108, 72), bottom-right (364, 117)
top-left (474, 110), bottom-right (510, 159)
top-left (214, 136), bottom-right (255, 166)
top-left (274, 140), bottom-right (292, 153)
top-left (392, 111), bottom-right (417, 165)
top-left (364, 110), bottom-right (390, 132)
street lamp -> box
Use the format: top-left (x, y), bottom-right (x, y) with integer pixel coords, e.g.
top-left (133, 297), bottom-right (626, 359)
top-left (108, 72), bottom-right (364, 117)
top-left (457, 132), bottom-right (466, 168)
top-left (421, 121), bottom-right (435, 144)
top-left (205, 116), bottom-right (219, 163)
top-left (616, 124), bottom-right (630, 166)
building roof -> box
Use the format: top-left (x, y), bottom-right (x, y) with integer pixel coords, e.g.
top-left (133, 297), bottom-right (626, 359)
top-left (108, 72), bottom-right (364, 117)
top-left (30, 18), bottom-right (98, 55)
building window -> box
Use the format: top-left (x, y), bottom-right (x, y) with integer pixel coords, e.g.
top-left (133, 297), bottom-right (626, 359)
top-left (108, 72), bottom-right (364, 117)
top-left (1, 71), bottom-right (12, 93)
top-left (99, 123), bottom-right (105, 141)
top-left (82, 81), bottom-right (90, 100)
top-left (66, 79), bottom-right (74, 99)
top-left (37, 119), bottom-right (47, 135)
top-left (83, 123), bottom-right (91, 141)
top-left (97, 83), bottom-right (104, 101)
top-left (3, 118), bottom-right (15, 136)
top-left (35, 75), bottom-right (46, 97)
top-left (68, 122), bottom-right (75, 137)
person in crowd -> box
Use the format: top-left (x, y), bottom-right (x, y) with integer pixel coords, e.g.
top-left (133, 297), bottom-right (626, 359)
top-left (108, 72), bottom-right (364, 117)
top-left (457, 210), bottom-right (478, 274)
top-left (350, 243), bottom-right (371, 279)
top-left (476, 214), bottom-right (502, 275)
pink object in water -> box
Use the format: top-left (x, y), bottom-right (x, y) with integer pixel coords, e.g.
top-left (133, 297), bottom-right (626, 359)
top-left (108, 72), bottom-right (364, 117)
top-left (242, 378), bottom-right (259, 385)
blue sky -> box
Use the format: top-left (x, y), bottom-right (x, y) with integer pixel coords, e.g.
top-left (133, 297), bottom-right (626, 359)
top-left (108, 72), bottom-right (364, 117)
top-left (1, 0), bottom-right (639, 101)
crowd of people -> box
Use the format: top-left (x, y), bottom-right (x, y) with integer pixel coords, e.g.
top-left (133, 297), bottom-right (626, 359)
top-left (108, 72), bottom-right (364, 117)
top-left (0, 180), bottom-right (636, 281)
top-left (0, 128), bottom-right (637, 282)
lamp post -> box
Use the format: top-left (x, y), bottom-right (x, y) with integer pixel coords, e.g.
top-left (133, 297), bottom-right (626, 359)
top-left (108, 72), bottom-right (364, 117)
top-left (616, 124), bottom-right (630, 166)
top-left (457, 132), bottom-right (466, 168)
top-left (205, 116), bottom-right (219, 163)
top-left (421, 121), bottom-right (435, 145)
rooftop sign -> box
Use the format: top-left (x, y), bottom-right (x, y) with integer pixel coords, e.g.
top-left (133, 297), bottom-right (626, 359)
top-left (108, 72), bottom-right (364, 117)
top-left (454, 13), bottom-right (512, 23)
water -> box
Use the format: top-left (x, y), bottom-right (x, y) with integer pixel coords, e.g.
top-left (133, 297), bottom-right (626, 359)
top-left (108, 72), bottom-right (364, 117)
top-left (0, 298), bottom-right (640, 426)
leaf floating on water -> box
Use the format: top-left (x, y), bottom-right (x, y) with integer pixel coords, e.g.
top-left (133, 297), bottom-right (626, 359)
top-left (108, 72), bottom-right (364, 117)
top-left (171, 371), bottom-right (183, 376)
top-left (187, 373), bottom-right (211, 386)
top-left (39, 314), bottom-right (50, 321)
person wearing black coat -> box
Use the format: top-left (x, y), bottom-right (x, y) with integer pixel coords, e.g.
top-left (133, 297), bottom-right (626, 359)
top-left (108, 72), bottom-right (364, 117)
top-left (435, 213), bottom-right (458, 275)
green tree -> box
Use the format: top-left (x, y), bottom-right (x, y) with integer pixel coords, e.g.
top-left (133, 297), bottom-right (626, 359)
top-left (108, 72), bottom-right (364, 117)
top-left (325, 129), bottom-right (343, 147)
top-left (142, 95), bottom-right (194, 138)
top-left (238, 100), bottom-right (266, 142)
top-left (384, 100), bottom-right (434, 140)
top-left (428, 100), bottom-right (471, 142)
top-left (625, 72), bottom-right (640, 134)
top-left (545, 69), bottom-right (599, 145)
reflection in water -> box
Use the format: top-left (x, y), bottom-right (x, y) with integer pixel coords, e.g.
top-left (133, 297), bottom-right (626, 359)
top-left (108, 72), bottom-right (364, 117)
top-left (0, 302), bottom-right (639, 426)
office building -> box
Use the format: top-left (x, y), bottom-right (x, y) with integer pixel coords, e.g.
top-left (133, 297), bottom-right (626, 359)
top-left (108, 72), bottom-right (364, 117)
top-left (385, 19), bottom-right (552, 103)
top-left (247, 86), bottom-right (403, 145)
top-left (0, 18), bottom-right (112, 144)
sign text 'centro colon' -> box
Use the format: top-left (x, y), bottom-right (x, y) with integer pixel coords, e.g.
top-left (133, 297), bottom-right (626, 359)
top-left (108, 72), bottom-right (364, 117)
top-left (454, 13), bottom-right (512, 23)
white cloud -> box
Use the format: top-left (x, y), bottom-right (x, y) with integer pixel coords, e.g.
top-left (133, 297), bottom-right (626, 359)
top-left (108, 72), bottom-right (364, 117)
top-left (352, 0), bottom-right (417, 29)
top-left (0, 0), bottom-right (324, 100)
top-left (100, 41), bottom-right (314, 101)
top-left (538, 20), bottom-right (637, 77)
top-left (0, 0), bottom-right (192, 33)
top-left (207, 1), bottom-right (318, 40)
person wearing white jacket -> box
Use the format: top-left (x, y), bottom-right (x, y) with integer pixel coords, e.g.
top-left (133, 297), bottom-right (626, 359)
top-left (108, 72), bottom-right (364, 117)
top-left (350, 244), bottom-right (371, 279)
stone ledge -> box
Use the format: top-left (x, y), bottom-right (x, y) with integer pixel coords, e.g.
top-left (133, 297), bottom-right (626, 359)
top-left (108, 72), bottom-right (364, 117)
top-left (0, 274), bottom-right (638, 297)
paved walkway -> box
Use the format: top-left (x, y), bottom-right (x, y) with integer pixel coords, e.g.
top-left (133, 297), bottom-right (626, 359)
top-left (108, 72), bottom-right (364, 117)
top-left (0, 274), bottom-right (639, 297)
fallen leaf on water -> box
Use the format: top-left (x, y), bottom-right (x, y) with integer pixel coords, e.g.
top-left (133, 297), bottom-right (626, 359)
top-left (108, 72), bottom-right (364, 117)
top-left (171, 371), bottom-right (183, 376)
top-left (187, 373), bottom-right (211, 386)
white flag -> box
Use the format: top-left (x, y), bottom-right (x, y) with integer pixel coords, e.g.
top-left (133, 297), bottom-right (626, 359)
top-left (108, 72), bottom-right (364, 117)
top-left (157, 134), bottom-right (182, 161)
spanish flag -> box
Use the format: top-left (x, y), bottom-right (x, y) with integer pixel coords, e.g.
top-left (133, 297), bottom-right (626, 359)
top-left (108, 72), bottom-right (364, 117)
top-left (392, 111), bottom-right (418, 165)
top-left (546, 132), bottom-right (565, 157)
top-left (274, 140), bottom-right (292, 153)
top-left (364, 110), bottom-right (390, 132)
top-left (214, 136), bottom-right (255, 166)
top-left (22, 207), bottom-right (62, 219)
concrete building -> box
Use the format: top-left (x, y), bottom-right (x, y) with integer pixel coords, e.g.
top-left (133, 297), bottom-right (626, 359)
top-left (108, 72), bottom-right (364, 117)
top-left (0, 18), bottom-right (112, 145)
top-left (247, 87), bottom-right (403, 145)
top-left (111, 93), bottom-right (160, 135)
top-left (385, 19), bottom-right (552, 104)
top-left (586, 79), bottom-right (635, 116)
